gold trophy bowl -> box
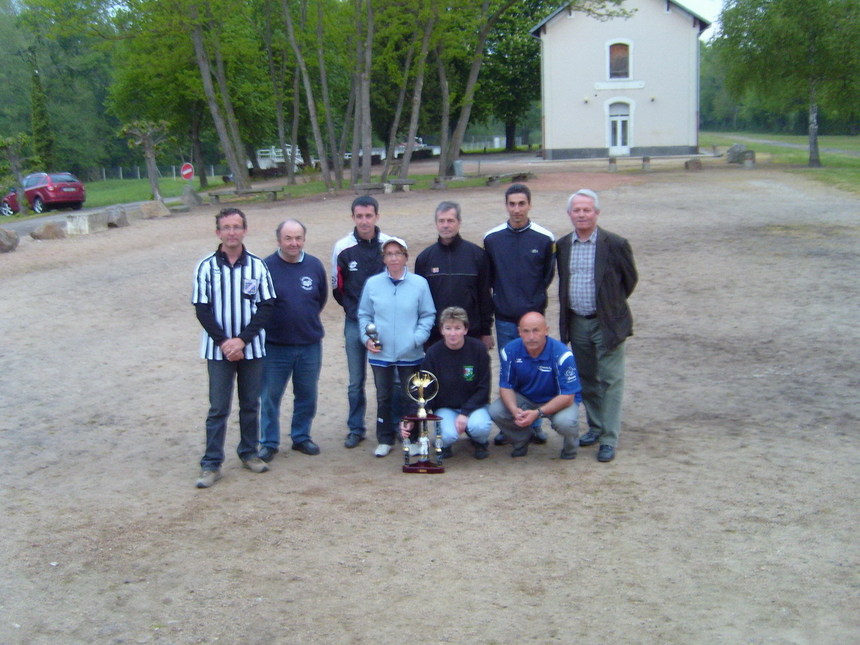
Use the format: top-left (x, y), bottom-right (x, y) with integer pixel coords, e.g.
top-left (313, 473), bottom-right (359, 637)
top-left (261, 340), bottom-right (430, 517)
top-left (402, 370), bottom-right (444, 474)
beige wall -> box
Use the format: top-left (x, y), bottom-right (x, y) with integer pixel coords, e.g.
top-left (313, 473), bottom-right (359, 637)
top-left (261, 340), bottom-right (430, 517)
top-left (539, 0), bottom-right (702, 156)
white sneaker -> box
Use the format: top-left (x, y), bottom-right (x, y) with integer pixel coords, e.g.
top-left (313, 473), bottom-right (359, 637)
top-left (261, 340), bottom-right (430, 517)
top-left (374, 443), bottom-right (393, 457)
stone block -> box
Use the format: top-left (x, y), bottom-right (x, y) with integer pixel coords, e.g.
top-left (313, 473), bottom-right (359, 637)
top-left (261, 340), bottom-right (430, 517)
top-left (0, 227), bottom-right (19, 252)
top-left (726, 143), bottom-right (747, 164)
top-left (67, 210), bottom-right (110, 236)
top-left (138, 200), bottom-right (171, 219)
top-left (684, 158), bottom-right (703, 171)
top-left (31, 221), bottom-right (67, 240)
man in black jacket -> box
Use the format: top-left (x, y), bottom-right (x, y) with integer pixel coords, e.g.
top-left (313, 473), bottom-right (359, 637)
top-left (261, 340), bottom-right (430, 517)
top-left (331, 196), bottom-right (391, 449)
top-left (415, 201), bottom-right (494, 351)
top-left (556, 189), bottom-right (638, 463)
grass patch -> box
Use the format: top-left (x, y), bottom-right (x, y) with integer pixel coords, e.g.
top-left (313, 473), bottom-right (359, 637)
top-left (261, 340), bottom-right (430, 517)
top-left (701, 131), bottom-right (860, 195)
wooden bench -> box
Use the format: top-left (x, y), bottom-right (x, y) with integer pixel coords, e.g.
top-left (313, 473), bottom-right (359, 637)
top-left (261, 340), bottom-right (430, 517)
top-left (485, 171), bottom-right (535, 186)
top-left (385, 178), bottom-right (417, 193)
top-left (208, 186), bottom-right (286, 203)
top-left (353, 182), bottom-right (386, 195)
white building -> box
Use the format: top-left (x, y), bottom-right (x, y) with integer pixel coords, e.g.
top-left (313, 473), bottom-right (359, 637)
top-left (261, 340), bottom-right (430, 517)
top-left (531, 0), bottom-right (710, 159)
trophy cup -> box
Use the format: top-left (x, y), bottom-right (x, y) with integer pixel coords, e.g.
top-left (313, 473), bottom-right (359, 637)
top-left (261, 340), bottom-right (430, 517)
top-left (365, 323), bottom-right (382, 349)
top-left (402, 370), bottom-right (444, 474)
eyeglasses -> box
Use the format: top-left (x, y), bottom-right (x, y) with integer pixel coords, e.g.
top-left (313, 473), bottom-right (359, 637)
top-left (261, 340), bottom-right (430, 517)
top-left (384, 251), bottom-right (405, 258)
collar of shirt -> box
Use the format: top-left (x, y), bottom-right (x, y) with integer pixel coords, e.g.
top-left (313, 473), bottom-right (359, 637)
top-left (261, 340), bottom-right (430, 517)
top-left (386, 266), bottom-right (409, 284)
top-left (215, 245), bottom-right (247, 267)
top-left (507, 221), bottom-right (532, 233)
top-left (574, 228), bottom-right (598, 245)
top-left (277, 249), bottom-right (305, 263)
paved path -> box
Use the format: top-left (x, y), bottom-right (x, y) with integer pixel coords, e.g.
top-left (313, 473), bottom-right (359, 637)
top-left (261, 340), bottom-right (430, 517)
top-left (728, 135), bottom-right (860, 157)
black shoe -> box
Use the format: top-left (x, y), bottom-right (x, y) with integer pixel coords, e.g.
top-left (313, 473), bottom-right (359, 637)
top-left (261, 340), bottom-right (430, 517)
top-left (579, 430), bottom-right (600, 447)
top-left (597, 444), bottom-right (616, 462)
top-left (472, 441), bottom-right (489, 460)
top-left (560, 449), bottom-right (577, 460)
top-left (440, 445), bottom-right (453, 459)
top-left (493, 433), bottom-right (509, 446)
top-left (532, 428), bottom-right (548, 444)
top-left (292, 440), bottom-right (320, 456)
top-left (344, 432), bottom-right (365, 449)
top-left (258, 446), bottom-right (279, 463)
top-left (511, 441), bottom-right (530, 458)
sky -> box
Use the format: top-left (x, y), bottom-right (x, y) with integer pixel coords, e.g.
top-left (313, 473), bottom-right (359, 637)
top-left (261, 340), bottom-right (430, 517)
top-left (679, 0), bottom-right (724, 37)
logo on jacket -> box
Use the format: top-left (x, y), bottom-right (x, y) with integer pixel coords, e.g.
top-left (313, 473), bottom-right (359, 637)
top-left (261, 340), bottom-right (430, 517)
top-left (242, 279), bottom-right (258, 296)
top-left (301, 276), bottom-right (314, 291)
top-left (431, 267), bottom-right (440, 273)
top-left (348, 260), bottom-right (358, 272)
top-left (463, 365), bottom-right (475, 381)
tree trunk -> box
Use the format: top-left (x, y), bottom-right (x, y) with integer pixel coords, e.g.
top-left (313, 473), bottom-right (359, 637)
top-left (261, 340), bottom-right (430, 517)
top-left (380, 44), bottom-right (415, 182)
top-left (281, 0), bottom-right (334, 189)
top-left (359, 0), bottom-right (374, 184)
top-left (439, 0), bottom-right (519, 177)
top-left (807, 84), bottom-right (821, 168)
top-left (191, 108), bottom-right (208, 189)
top-left (143, 140), bottom-right (162, 201)
top-left (316, 0), bottom-right (343, 186)
top-left (190, 19), bottom-right (249, 190)
top-left (208, 19), bottom-right (250, 188)
top-left (399, 14), bottom-right (435, 180)
top-left (435, 46), bottom-right (450, 180)
top-left (505, 121), bottom-right (516, 151)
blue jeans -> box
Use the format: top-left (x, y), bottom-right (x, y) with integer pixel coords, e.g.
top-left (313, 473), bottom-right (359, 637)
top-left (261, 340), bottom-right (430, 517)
top-left (494, 319), bottom-right (520, 362)
top-left (435, 407), bottom-right (492, 447)
top-left (260, 342), bottom-right (322, 448)
top-left (344, 319), bottom-right (369, 435)
top-left (201, 358), bottom-right (263, 470)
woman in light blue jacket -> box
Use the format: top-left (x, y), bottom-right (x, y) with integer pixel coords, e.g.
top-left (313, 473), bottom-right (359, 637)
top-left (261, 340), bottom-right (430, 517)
top-left (358, 237), bottom-right (436, 456)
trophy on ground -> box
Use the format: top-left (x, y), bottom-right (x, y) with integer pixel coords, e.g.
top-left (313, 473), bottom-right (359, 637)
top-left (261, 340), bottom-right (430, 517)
top-left (365, 323), bottom-right (382, 349)
top-left (402, 370), bottom-right (444, 474)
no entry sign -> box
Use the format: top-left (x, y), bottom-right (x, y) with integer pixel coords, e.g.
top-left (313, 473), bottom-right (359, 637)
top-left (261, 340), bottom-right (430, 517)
top-left (180, 163), bottom-right (194, 180)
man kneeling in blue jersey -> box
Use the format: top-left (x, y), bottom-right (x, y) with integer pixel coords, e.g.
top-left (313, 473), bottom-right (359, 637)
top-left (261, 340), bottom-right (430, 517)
top-left (489, 312), bottom-right (582, 459)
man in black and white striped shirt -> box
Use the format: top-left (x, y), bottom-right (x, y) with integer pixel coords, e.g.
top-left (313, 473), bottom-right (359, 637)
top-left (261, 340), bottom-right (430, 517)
top-left (192, 208), bottom-right (276, 488)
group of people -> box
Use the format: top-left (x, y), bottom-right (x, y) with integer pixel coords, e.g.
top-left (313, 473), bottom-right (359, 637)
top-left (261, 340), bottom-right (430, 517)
top-left (191, 184), bottom-right (637, 489)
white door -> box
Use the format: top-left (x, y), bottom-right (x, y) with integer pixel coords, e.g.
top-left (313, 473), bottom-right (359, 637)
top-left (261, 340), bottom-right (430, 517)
top-left (608, 102), bottom-right (630, 156)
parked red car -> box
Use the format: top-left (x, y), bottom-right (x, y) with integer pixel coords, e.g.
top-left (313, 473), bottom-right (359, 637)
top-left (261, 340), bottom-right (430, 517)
top-left (1, 172), bottom-right (86, 215)
top-left (1, 187), bottom-right (20, 216)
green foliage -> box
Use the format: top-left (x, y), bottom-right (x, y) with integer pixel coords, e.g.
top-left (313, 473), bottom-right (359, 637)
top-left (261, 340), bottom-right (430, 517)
top-left (30, 68), bottom-right (55, 170)
top-left (714, 0), bottom-right (860, 122)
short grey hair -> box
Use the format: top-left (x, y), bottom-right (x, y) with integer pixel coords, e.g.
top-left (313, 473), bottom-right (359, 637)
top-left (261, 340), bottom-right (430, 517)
top-left (567, 189), bottom-right (600, 212)
top-left (275, 218), bottom-right (307, 239)
top-left (434, 201), bottom-right (461, 221)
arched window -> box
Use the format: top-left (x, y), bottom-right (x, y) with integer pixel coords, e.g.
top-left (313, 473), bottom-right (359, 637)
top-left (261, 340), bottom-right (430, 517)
top-left (609, 43), bottom-right (629, 79)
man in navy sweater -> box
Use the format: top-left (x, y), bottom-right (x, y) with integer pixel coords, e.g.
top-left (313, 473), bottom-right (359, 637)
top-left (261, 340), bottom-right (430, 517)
top-left (259, 219), bottom-right (328, 462)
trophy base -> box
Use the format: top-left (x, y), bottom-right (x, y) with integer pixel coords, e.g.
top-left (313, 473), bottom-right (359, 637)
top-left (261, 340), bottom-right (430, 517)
top-left (402, 460), bottom-right (445, 474)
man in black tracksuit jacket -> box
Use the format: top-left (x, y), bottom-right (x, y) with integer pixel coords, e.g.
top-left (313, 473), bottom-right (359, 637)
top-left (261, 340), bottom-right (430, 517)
top-left (415, 201), bottom-right (494, 351)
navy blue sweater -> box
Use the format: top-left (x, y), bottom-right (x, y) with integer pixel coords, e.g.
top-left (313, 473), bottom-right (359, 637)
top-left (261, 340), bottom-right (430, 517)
top-left (264, 251), bottom-right (327, 345)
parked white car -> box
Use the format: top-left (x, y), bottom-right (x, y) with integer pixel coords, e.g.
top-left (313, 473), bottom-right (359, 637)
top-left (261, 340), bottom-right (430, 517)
top-left (249, 145), bottom-right (304, 171)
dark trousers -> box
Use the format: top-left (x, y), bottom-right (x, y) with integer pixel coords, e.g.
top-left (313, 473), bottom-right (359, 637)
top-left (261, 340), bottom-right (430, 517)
top-left (370, 364), bottom-right (416, 445)
top-left (201, 358), bottom-right (263, 470)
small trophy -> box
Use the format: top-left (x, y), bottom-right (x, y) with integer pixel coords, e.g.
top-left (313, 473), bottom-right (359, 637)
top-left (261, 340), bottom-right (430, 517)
top-left (402, 370), bottom-right (444, 474)
top-left (365, 323), bottom-right (382, 349)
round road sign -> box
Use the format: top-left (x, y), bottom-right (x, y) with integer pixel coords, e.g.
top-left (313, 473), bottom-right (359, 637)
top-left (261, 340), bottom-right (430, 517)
top-left (180, 163), bottom-right (194, 180)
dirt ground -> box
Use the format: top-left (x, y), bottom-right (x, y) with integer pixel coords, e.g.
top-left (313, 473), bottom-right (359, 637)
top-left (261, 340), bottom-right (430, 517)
top-left (1, 155), bottom-right (858, 644)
